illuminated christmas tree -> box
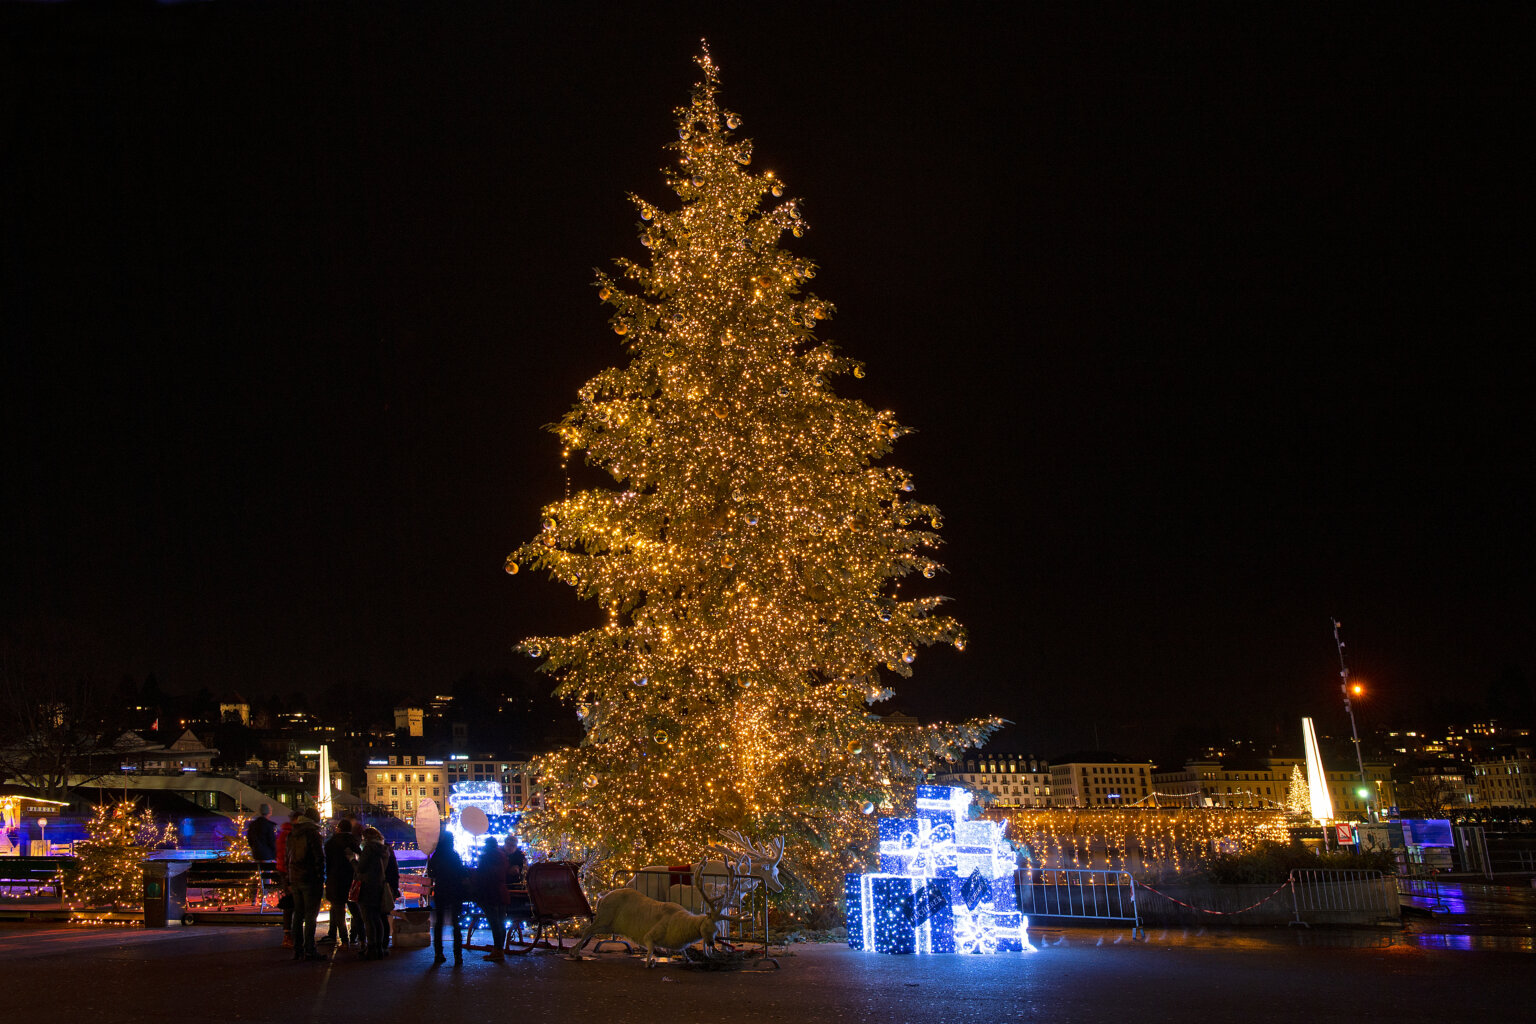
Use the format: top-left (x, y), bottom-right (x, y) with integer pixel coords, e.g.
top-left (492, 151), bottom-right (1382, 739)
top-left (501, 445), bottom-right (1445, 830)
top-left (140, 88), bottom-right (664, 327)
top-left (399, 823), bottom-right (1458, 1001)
top-left (215, 807), bottom-right (259, 906)
top-left (1286, 763), bottom-right (1310, 818)
top-left (508, 46), bottom-right (1000, 906)
top-left (67, 801), bottom-right (176, 911)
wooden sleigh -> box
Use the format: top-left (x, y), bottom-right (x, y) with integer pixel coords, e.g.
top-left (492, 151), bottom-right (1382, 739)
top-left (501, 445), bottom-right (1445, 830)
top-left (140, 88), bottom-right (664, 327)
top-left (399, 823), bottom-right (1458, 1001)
top-left (503, 861), bottom-right (595, 955)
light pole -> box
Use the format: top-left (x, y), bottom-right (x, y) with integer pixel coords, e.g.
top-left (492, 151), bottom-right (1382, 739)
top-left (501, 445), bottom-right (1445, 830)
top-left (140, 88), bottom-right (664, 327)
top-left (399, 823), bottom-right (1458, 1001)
top-left (1332, 619), bottom-right (1374, 821)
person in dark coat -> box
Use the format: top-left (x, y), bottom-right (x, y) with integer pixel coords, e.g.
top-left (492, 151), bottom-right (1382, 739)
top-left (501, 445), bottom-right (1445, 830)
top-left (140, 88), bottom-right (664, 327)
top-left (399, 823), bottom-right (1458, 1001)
top-left (354, 826), bottom-right (389, 960)
top-left (286, 808), bottom-right (325, 960)
top-left (426, 827), bottom-right (468, 965)
top-left (246, 804), bottom-right (277, 863)
top-left (473, 836), bottom-right (509, 961)
top-left (321, 819), bottom-right (359, 946)
top-left (503, 835), bottom-right (527, 884)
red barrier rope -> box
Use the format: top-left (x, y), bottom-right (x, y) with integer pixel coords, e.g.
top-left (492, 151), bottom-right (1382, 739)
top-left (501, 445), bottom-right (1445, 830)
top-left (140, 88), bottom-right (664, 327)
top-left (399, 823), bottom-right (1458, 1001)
top-left (1134, 879), bottom-right (1292, 915)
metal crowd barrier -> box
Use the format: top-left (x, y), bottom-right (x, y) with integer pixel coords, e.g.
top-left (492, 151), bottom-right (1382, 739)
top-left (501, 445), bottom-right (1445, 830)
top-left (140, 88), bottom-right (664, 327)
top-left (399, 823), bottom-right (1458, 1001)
top-left (1015, 868), bottom-right (1142, 935)
top-left (1396, 872), bottom-right (1451, 913)
top-left (1289, 868), bottom-right (1396, 926)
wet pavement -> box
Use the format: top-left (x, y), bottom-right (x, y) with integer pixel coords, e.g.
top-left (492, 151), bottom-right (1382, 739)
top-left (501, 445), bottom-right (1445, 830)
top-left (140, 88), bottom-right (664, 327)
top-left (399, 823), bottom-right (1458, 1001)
top-left (1398, 877), bottom-right (1536, 920)
top-left (2, 919), bottom-right (1530, 1024)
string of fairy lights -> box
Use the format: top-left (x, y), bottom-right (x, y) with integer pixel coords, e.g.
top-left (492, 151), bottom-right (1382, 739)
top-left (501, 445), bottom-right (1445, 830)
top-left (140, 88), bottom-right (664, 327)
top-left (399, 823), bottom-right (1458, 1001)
top-left (66, 802), bottom-right (178, 922)
top-left (989, 808), bottom-right (1292, 877)
top-left (503, 44), bottom-right (1001, 909)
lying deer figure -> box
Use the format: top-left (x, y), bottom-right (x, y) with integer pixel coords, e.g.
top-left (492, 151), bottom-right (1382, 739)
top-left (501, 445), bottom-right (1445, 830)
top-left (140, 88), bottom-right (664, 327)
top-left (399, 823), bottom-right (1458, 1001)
top-left (570, 849), bottom-right (748, 966)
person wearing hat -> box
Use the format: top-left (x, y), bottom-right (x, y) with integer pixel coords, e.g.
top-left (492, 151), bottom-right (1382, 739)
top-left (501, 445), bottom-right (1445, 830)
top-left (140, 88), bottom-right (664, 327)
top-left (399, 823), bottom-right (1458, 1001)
top-left (321, 819), bottom-right (359, 947)
top-left (286, 807), bottom-right (325, 960)
top-left (354, 826), bottom-right (390, 959)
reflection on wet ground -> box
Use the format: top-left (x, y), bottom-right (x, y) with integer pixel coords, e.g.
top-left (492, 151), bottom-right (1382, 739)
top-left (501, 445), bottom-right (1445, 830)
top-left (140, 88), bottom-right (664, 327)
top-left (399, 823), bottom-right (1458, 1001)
top-left (1022, 876), bottom-right (1536, 953)
top-left (1398, 877), bottom-right (1536, 918)
top-left (1030, 917), bottom-right (1536, 954)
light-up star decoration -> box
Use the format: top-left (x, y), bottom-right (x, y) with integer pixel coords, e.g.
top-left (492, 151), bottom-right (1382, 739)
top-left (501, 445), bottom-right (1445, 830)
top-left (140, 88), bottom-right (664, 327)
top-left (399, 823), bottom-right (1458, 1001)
top-left (846, 786), bottom-right (1033, 954)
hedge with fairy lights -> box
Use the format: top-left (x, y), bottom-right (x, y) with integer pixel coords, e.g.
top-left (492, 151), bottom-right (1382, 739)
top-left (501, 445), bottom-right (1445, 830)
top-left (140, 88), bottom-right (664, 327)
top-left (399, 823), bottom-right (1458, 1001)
top-left (507, 45), bottom-right (1000, 918)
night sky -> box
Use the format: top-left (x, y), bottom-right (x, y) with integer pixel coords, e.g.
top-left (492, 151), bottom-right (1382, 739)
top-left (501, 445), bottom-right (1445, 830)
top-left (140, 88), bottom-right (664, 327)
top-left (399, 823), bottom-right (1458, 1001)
top-left (3, 3), bottom-right (1530, 758)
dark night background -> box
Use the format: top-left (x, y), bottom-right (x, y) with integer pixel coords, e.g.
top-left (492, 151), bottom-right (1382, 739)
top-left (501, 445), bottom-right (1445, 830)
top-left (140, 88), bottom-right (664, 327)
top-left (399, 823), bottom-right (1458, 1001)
top-left (2, 2), bottom-right (1530, 758)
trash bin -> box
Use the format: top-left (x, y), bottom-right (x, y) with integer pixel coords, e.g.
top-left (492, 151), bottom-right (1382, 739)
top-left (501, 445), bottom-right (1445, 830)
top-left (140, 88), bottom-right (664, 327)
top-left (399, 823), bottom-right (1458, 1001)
top-left (143, 861), bottom-right (189, 927)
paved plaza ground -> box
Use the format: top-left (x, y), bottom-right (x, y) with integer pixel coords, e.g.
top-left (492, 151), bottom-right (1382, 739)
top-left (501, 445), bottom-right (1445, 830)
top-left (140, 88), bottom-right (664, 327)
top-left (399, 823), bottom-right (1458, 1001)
top-left (3, 919), bottom-right (1530, 1024)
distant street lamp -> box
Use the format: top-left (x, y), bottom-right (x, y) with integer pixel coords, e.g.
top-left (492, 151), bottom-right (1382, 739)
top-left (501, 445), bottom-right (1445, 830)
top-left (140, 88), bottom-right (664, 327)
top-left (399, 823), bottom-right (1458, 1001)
top-left (1332, 620), bottom-right (1375, 821)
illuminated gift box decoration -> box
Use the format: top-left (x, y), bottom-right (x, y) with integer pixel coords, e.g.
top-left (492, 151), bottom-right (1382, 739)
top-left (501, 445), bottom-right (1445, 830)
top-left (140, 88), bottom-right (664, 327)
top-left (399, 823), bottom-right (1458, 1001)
top-left (849, 785), bottom-right (1031, 954)
top-left (445, 780), bottom-right (521, 863)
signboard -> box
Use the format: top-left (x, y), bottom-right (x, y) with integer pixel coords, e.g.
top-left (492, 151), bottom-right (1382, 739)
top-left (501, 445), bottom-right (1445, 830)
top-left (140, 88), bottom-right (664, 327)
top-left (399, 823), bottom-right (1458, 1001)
top-left (1335, 823), bottom-right (1355, 845)
top-left (1401, 818), bottom-right (1453, 847)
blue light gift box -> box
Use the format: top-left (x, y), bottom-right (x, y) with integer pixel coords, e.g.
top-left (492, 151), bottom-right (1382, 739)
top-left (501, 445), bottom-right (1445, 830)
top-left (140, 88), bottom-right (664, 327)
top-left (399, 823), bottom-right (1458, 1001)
top-left (849, 785), bottom-right (1031, 954)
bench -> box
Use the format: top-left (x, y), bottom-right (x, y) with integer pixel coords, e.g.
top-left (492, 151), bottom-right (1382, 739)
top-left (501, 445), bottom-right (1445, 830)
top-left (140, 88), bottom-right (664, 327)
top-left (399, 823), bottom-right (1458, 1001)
top-left (0, 856), bottom-right (78, 898)
top-left (184, 860), bottom-right (279, 910)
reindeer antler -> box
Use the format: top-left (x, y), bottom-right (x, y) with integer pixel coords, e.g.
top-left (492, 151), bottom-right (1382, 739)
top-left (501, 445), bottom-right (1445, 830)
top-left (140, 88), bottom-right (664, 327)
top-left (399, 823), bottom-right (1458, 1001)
top-left (696, 845), bottom-right (749, 917)
top-left (719, 828), bottom-right (785, 866)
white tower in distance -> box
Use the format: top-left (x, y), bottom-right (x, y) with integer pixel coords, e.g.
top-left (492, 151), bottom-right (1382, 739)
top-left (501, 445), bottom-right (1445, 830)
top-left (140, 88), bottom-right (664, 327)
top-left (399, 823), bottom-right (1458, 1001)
top-left (316, 743), bottom-right (334, 822)
top-left (1301, 718), bottom-right (1333, 822)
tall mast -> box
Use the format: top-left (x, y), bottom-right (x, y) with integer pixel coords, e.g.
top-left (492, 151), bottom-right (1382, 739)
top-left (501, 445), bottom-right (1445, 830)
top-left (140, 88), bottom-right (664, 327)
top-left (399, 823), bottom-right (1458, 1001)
top-left (1332, 619), bottom-right (1373, 821)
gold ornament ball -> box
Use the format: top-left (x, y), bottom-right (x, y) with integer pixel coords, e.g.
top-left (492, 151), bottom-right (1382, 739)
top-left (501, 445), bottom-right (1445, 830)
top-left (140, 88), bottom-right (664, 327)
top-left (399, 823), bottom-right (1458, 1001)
top-left (853, 365), bottom-right (865, 379)
top-left (923, 567), bottom-right (936, 579)
top-left (654, 730), bottom-right (669, 745)
top-left (503, 556), bottom-right (519, 575)
top-left (847, 741), bottom-right (863, 755)
top-left (614, 322), bottom-right (628, 335)
top-left (861, 801), bottom-right (875, 815)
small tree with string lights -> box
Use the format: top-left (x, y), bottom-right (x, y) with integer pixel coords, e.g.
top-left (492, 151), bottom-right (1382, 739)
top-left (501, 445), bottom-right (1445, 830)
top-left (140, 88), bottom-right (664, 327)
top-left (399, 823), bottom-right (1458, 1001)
top-left (1285, 763), bottom-right (1311, 818)
top-left (67, 801), bottom-right (177, 911)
